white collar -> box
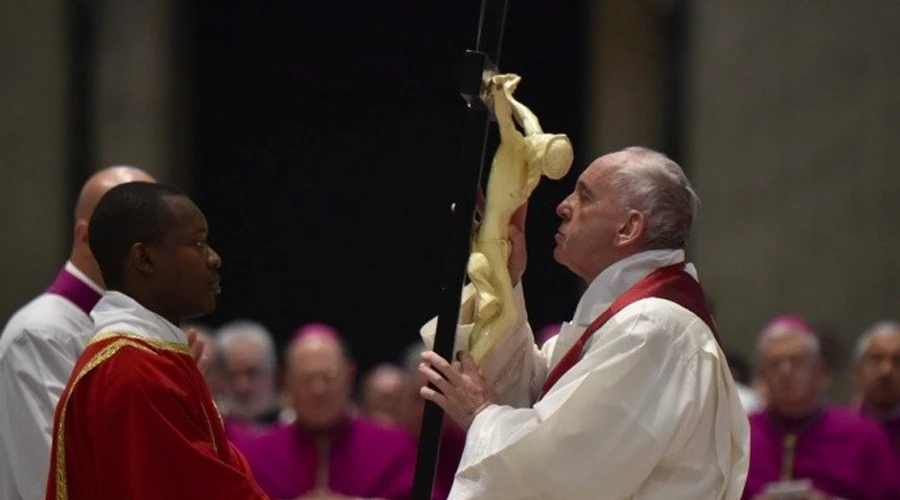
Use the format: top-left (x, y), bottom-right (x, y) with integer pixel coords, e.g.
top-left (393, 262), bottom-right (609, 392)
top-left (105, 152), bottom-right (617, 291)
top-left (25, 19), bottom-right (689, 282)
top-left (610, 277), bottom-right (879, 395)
top-left (91, 291), bottom-right (188, 345)
top-left (571, 249), bottom-right (698, 326)
top-left (65, 260), bottom-right (104, 294)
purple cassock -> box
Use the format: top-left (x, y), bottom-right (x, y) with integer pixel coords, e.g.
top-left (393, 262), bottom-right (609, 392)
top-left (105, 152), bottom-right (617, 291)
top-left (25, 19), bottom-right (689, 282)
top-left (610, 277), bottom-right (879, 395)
top-left (238, 415), bottom-right (417, 500)
top-left (861, 407), bottom-right (900, 464)
top-left (429, 423), bottom-right (466, 500)
top-left (743, 405), bottom-right (900, 500)
top-left (46, 266), bottom-right (102, 315)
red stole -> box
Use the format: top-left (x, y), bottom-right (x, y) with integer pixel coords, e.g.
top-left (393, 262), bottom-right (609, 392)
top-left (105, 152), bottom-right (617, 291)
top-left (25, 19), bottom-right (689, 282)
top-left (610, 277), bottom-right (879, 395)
top-left (541, 263), bottom-right (718, 398)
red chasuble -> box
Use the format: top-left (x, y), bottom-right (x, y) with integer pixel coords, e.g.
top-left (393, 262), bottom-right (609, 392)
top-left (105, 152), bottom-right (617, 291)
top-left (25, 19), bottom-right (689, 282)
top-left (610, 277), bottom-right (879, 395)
top-left (541, 263), bottom-right (718, 397)
top-left (45, 333), bottom-right (270, 500)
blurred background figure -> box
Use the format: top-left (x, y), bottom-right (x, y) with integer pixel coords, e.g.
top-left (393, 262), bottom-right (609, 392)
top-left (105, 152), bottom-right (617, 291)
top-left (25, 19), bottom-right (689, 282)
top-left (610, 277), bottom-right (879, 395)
top-left (360, 362), bottom-right (407, 426)
top-left (854, 320), bottom-right (900, 460)
top-left (725, 349), bottom-right (764, 413)
top-left (239, 323), bottom-right (416, 500)
top-left (744, 315), bottom-right (899, 500)
top-left (215, 319), bottom-right (282, 440)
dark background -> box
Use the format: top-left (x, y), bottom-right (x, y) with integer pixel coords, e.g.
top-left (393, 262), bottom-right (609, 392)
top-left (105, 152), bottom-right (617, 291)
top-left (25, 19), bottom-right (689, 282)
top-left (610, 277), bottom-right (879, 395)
top-left (189, 1), bottom-right (590, 375)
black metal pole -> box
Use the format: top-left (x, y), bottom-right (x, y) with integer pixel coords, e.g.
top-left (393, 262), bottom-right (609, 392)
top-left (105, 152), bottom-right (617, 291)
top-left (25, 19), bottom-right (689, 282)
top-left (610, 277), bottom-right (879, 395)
top-left (411, 1), bottom-right (508, 499)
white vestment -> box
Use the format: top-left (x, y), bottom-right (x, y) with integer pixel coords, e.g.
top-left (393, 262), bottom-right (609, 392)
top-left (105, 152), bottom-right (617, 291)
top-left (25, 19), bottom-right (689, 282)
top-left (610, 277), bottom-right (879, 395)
top-left (422, 249), bottom-right (750, 500)
top-left (91, 290), bottom-right (189, 345)
top-left (0, 262), bottom-right (102, 500)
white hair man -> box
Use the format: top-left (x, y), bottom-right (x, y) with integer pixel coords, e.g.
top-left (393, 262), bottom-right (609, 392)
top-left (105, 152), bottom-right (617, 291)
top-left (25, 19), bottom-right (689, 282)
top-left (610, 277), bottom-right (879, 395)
top-left (215, 319), bottom-right (281, 437)
top-left (743, 315), bottom-right (899, 499)
top-left (854, 320), bottom-right (900, 460)
top-left (0, 166), bottom-right (155, 500)
top-left (417, 147), bottom-right (750, 499)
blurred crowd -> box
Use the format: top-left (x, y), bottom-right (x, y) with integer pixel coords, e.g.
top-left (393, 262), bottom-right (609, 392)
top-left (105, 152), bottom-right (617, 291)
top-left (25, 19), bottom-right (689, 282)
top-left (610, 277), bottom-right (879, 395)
top-left (189, 313), bottom-right (899, 500)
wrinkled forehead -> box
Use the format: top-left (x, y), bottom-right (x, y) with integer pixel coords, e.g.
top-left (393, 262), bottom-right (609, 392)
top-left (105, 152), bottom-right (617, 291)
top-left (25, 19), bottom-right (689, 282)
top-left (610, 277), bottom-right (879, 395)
top-left (288, 337), bottom-right (346, 372)
top-left (866, 328), bottom-right (900, 353)
top-left (759, 327), bottom-right (818, 357)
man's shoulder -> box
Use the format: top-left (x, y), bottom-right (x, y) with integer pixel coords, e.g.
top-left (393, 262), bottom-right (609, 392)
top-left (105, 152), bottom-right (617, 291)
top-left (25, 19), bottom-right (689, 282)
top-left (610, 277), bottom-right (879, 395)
top-left (0, 293), bottom-right (90, 359)
top-left (610, 297), bottom-right (716, 348)
top-left (823, 405), bottom-right (889, 439)
top-left (75, 335), bottom-right (190, 399)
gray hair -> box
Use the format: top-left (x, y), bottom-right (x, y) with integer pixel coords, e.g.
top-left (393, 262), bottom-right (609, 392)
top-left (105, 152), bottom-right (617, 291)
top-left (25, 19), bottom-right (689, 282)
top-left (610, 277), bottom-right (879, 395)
top-left (854, 320), bottom-right (900, 362)
top-left (608, 147), bottom-right (700, 250)
top-left (215, 319), bottom-right (277, 371)
top-left (755, 324), bottom-right (821, 360)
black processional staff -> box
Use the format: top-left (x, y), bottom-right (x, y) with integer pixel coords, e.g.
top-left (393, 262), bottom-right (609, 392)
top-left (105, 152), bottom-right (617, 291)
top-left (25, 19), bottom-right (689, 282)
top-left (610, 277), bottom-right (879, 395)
top-left (411, 0), bottom-right (510, 499)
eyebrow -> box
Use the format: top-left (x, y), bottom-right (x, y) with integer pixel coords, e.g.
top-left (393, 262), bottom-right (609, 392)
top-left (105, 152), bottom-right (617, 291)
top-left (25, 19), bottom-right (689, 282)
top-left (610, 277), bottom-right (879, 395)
top-left (576, 180), bottom-right (594, 198)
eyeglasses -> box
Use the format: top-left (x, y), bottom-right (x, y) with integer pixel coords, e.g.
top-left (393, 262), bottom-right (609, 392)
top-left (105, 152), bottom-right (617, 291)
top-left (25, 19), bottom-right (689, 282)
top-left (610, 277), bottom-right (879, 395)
top-left (861, 353), bottom-right (900, 369)
top-left (761, 354), bottom-right (816, 372)
top-left (293, 369), bottom-right (345, 386)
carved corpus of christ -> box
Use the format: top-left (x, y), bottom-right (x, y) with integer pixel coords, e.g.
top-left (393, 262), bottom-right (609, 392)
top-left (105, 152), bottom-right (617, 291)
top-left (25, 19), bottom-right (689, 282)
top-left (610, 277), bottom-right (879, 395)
top-left (466, 74), bottom-right (573, 364)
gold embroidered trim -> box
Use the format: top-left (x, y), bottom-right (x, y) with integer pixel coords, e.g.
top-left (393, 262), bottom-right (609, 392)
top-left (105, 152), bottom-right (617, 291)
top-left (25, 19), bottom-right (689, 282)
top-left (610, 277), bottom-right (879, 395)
top-left (199, 401), bottom-right (219, 455)
top-left (55, 339), bottom-right (154, 500)
top-left (89, 331), bottom-right (192, 356)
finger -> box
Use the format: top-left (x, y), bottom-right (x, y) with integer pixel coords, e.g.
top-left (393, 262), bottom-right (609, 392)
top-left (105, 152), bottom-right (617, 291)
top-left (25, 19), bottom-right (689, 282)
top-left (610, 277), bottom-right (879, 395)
top-left (510, 202), bottom-right (528, 231)
top-left (421, 351), bottom-right (465, 386)
top-left (458, 351), bottom-right (480, 375)
top-left (419, 385), bottom-right (450, 409)
top-left (185, 327), bottom-right (198, 346)
top-left (419, 362), bottom-right (453, 395)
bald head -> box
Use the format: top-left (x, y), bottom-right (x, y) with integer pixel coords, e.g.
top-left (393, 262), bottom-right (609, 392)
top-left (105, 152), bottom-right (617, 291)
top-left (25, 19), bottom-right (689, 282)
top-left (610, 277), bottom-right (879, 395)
top-left (75, 166), bottom-right (156, 221)
top-left (70, 165), bottom-right (156, 287)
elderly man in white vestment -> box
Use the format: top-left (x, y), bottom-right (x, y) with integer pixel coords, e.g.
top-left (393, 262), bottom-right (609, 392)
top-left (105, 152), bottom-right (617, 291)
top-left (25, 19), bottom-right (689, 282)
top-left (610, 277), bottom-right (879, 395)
top-left (0, 167), bottom-right (155, 500)
top-left (419, 147), bottom-right (750, 500)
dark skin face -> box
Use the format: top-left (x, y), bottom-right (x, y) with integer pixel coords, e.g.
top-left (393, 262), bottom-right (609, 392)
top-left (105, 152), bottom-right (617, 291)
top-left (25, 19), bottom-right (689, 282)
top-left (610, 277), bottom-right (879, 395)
top-left (126, 195), bottom-right (222, 325)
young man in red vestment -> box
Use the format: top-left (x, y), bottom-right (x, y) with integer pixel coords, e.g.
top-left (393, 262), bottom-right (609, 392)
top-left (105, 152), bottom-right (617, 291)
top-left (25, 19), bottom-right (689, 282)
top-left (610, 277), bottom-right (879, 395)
top-left (45, 182), bottom-right (269, 500)
top-left (418, 147), bottom-right (750, 499)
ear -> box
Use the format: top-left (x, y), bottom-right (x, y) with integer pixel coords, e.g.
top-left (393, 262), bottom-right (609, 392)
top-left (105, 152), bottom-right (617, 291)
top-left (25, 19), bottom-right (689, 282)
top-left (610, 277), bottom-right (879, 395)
top-left (614, 209), bottom-right (645, 247)
top-left (74, 219), bottom-right (90, 252)
top-left (131, 242), bottom-right (156, 277)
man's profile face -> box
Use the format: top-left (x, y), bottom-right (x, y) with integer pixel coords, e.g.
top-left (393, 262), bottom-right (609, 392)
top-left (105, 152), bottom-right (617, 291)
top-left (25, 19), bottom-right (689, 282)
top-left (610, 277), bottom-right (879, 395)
top-left (153, 196), bottom-right (222, 321)
top-left (858, 331), bottom-right (900, 411)
top-left (553, 157), bottom-right (629, 281)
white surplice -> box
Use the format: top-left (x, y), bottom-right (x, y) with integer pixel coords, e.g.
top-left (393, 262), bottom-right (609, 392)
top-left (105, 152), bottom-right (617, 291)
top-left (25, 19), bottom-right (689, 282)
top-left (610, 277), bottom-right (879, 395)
top-left (0, 262), bottom-right (102, 500)
top-left (422, 249), bottom-right (750, 500)
top-left (90, 290), bottom-right (189, 344)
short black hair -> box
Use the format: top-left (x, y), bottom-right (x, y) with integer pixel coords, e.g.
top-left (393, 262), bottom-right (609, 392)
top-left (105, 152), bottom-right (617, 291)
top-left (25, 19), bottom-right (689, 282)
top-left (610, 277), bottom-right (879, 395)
top-left (89, 181), bottom-right (186, 290)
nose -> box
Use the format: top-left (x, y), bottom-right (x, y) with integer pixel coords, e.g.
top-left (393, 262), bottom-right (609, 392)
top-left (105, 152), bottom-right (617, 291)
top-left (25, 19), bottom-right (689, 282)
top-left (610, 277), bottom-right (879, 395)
top-left (208, 245), bottom-right (222, 269)
top-left (556, 194), bottom-right (573, 219)
top-left (775, 359), bottom-right (795, 377)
